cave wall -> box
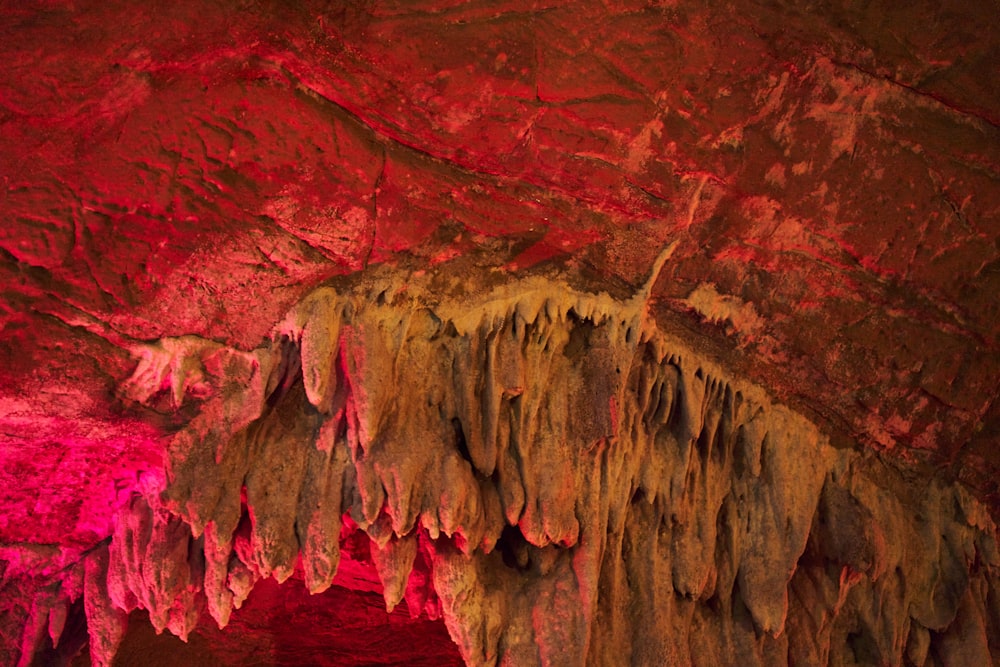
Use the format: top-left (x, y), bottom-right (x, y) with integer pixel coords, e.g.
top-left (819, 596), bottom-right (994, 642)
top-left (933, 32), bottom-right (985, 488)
top-left (1, 1), bottom-right (998, 665)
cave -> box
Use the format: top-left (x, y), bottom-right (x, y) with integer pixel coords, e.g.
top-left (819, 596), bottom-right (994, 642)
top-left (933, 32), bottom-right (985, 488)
top-left (1, 1), bottom-right (998, 665)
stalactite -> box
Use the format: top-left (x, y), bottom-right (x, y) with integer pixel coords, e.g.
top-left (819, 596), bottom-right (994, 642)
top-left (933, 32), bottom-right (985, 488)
top-left (83, 544), bottom-right (127, 667)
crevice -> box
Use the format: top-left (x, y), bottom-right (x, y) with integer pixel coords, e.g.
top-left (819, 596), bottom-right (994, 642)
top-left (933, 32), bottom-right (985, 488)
top-left (496, 525), bottom-right (532, 572)
top-left (451, 417), bottom-right (472, 468)
top-left (828, 57), bottom-right (1000, 130)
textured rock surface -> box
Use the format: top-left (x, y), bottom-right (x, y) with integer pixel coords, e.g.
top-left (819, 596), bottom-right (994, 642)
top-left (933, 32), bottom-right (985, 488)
top-left (1, 0), bottom-right (998, 665)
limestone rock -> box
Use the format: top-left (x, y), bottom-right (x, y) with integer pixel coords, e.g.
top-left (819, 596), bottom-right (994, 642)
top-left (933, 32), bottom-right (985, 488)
top-left (1, 1), bottom-right (998, 665)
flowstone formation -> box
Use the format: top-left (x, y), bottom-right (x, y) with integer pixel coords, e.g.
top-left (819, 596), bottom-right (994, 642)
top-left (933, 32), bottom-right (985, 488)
top-left (12, 256), bottom-right (995, 666)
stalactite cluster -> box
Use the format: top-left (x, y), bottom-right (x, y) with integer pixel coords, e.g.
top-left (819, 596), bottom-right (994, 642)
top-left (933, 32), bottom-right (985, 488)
top-left (2, 1), bottom-right (997, 664)
top-left (6, 262), bottom-right (998, 666)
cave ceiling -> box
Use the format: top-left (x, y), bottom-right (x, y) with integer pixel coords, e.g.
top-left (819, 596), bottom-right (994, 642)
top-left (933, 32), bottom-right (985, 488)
top-left (0, 1), bottom-right (998, 665)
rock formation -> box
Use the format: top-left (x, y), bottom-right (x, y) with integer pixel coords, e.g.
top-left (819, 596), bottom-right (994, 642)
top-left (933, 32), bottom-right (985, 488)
top-left (1, 1), bottom-right (998, 665)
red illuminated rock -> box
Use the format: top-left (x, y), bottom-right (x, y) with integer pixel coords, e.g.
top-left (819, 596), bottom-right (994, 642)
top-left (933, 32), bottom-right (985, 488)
top-left (0, 1), bottom-right (997, 665)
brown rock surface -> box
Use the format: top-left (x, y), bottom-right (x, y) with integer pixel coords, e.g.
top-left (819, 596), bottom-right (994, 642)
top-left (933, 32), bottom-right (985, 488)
top-left (1, 1), bottom-right (998, 665)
